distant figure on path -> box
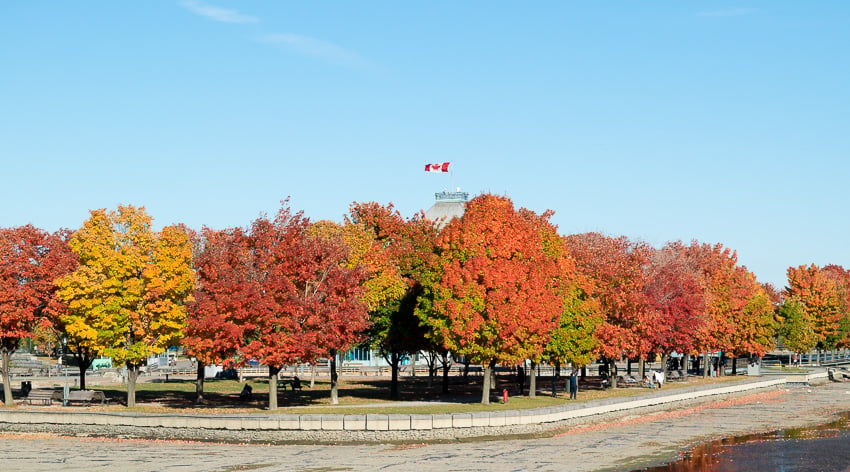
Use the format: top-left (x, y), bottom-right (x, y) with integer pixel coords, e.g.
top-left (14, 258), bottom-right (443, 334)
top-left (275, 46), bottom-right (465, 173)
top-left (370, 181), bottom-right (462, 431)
top-left (569, 370), bottom-right (578, 400)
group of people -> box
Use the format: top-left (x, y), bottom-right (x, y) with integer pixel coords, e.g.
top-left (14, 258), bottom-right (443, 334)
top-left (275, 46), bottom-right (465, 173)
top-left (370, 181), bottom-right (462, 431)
top-left (643, 370), bottom-right (665, 389)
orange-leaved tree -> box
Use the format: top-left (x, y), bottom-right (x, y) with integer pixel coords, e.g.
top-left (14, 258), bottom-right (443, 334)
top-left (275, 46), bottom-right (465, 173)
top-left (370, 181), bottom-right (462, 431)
top-left (426, 194), bottom-right (562, 404)
top-left (56, 206), bottom-right (195, 407)
top-left (565, 233), bottom-right (655, 388)
top-left (785, 264), bottom-right (844, 352)
top-left (543, 235), bottom-right (603, 396)
top-left (683, 242), bottom-right (775, 376)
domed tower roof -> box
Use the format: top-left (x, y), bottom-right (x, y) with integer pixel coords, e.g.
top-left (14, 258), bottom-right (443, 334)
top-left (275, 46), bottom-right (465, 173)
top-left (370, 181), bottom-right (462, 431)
top-left (424, 190), bottom-right (468, 228)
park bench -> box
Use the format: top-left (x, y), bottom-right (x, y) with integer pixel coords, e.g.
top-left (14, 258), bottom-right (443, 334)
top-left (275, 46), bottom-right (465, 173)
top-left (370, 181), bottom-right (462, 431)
top-left (617, 375), bottom-right (644, 387)
top-left (65, 390), bottom-right (107, 406)
top-left (10, 367), bottom-right (35, 378)
top-left (26, 389), bottom-right (62, 405)
top-left (666, 370), bottom-right (687, 382)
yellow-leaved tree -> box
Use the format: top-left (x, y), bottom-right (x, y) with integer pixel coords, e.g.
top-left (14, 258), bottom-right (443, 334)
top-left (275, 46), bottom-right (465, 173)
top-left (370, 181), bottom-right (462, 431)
top-left (56, 205), bottom-right (195, 407)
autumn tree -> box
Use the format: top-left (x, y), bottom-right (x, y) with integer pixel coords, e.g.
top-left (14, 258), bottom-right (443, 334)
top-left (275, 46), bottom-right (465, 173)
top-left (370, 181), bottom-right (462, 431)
top-left (778, 298), bottom-right (817, 354)
top-left (822, 265), bottom-right (850, 348)
top-left (56, 206), bottom-right (195, 407)
top-left (643, 242), bottom-right (706, 375)
top-left (682, 242), bottom-right (775, 376)
top-left (425, 194), bottom-right (562, 404)
top-left (565, 233), bottom-right (655, 388)
top-left (544, 245), bottom-right (602, 396)
top-left (242, 204), bottom-right (369, 409)
top-left (310, 219), bottom-right (403, 403)
top-left (183, 227), bottom-right (255, 403)
top-left (0, 226), bottom-right (75, 405)
top-left (348, 202), bottom-right (439, 399)
top-left (784, 264), bottom-right (843, 351)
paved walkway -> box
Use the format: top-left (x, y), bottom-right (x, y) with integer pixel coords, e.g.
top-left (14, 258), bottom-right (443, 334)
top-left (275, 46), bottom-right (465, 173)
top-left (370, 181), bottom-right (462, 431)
top-left (3, 382), bottom-right (850, 471)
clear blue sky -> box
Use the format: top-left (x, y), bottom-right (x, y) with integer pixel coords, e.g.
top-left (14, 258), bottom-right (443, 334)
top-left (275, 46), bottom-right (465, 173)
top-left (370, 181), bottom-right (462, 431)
top-left (2, 2), bottom-right (848, 289)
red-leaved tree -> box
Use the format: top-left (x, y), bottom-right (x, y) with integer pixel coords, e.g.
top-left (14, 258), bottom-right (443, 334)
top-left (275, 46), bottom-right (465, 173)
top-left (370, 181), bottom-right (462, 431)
top-left (183, 227), bottom-right (257, 403)
top-left (243, 204), bottom-right (369, 409)
top-left (0, 226), bottom-right (75, 404)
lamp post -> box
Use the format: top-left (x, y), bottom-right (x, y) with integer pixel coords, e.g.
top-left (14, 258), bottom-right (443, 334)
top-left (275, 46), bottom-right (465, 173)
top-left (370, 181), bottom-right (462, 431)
top-left (61, 334), bottom-right (69, 406)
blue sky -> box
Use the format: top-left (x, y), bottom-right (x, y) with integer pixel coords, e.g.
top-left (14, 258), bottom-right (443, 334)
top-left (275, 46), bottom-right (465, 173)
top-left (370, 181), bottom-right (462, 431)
top-left (2, 2), bottom-right (848, 288)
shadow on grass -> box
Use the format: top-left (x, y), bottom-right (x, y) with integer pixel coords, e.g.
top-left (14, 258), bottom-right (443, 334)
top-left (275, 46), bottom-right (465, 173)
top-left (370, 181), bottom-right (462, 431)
top-left (91, 373), bottom-right (614, 410)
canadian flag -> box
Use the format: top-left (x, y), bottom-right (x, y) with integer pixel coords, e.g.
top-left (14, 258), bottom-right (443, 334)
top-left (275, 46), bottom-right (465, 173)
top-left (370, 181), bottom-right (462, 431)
top-left (424, 162), bottom-right (450, 173)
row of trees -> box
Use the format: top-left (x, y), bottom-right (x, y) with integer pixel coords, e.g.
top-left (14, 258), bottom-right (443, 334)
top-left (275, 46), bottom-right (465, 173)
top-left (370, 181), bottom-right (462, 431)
top-left (2, 194), bottom-right (847, 407)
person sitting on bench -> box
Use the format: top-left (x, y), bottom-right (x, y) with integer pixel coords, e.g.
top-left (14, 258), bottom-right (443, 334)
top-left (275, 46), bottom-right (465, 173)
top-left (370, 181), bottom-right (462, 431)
top-left (239, 384), bottom-right (253, 401)
top-left (290, 376), bottom-right (302, 391)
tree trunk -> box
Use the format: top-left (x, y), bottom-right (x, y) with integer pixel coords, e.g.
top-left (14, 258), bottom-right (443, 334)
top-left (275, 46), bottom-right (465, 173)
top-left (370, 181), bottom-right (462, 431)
top-left (426, 352), bottom-right (436, 389)
top-left (529, 361), bottom-right (537, 398)
top-left (441, 352), bottom-right (450, 395)
top-left (195, 361), bottom-right (205, 404)
top-left (390, 351), bottom-right (400, 400)
top-left (463, 358), bottom-right (470, 378)
top-left (310, 362), bottom-right (316, 388)
top-left (608, 359), bottom-right (618, 389)
top-left (127, 364), bottom-right (139, 408)
top-left (627, 358), bottom-right (632, 375)
top-left (703, 353), bottom-right (710, 378)
top-left (732, 356), bottom-right (737, 375)
top-left (580, 365), bottom-right (586, 381)
top-left (268, 365), bottom-right (281, 410)
top-left (481, 360), bottom-right (495, 404)
top-left (73, 351), bottom-right (93, 390)
top-left (638, 359), bottom-right (645, 380)
top-left (330, 350), bottom-right (339, 405)
top-left (1, 348), bottom-right (12, 405)
top-left (78, 363), bottom-right (87, 390)
top-left (661, 353), bottom-right (668, 376)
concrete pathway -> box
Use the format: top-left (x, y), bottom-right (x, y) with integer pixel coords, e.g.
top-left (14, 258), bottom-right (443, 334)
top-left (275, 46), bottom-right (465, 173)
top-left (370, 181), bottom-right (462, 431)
top-left (3, 382), bottom-right (850, 472)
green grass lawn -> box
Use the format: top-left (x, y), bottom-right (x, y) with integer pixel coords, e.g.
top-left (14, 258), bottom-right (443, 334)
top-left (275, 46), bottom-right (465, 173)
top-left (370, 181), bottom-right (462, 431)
top-left (77, 372), bottom-right (750, 415)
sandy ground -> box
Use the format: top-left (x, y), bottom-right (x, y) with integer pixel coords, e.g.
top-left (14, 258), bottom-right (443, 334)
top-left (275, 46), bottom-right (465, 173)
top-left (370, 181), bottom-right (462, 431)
top-left (2, 382), bottom-right (849, 472)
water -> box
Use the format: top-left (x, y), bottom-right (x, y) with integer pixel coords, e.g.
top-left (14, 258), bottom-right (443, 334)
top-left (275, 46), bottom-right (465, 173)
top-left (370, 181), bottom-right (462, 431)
top-left (635, 413), bottom-right (850, 472)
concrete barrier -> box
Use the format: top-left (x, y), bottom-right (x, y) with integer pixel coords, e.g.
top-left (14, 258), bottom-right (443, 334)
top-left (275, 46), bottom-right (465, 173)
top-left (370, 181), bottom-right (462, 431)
top-left (410, 414), bottom-right (432, 430)
top-left (366, 414), bottom-right (389, 431)
top-left (343, 415), bottom-right (365, 430)
top-left (300, 414), bottom-right (322, 430)
top-left (431, 414), bottom-right (452, 429)
top-left (388, 414), bottom-right (411, 431)
top-left (451, 413), bottom-right (472, 428)
top-left (321, 414), bottom-right (344, 431)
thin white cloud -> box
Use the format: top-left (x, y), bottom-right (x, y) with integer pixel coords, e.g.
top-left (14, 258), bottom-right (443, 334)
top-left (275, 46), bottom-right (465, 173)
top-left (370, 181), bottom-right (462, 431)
top-left (698, 7), bottom-right (758, 17)
top-left (180, 0), bottom-right (258, 24)
top-left (257, 33), bottom-right (368, 68)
